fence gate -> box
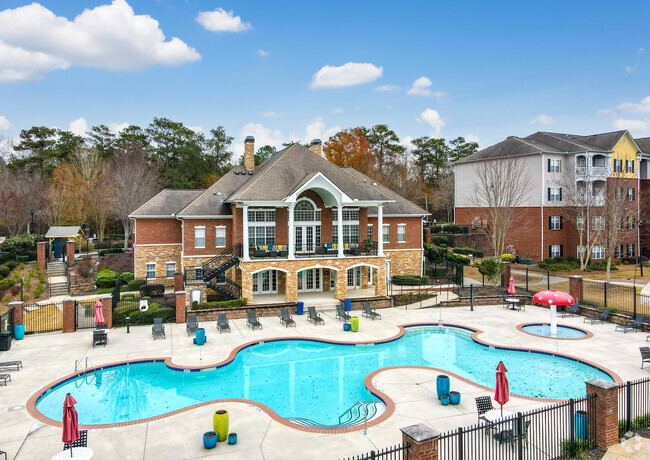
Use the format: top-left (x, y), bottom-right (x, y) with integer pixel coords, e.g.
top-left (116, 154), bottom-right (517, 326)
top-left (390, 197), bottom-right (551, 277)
top-left (22, 302), bottom-right (63, 334)
top-left (75, 300), bottom-right (97, 329)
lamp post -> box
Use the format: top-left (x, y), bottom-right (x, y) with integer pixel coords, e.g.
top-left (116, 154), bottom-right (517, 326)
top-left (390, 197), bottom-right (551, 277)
top-left (29, 209), bottom-right (35, 234)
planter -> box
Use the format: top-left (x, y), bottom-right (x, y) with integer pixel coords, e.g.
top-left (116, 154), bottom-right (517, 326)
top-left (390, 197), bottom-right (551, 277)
top-left (203, 431), bottom-right (218, 449)
top-left (296, 302), bottom-right (304, 315)
top-left (351, 316), bottom-right (359, 332)
top-left (441, 396), bottom-right (450, 406)
top-left (14, 324), bottom-right (24, 340)
top-left (449, 391), bottom-right (461, 405)
top-left (436, 375), bottom-right (450, 400)
top-left (193, 328), bottom-right (206, 346)
top-left (213, 410), bottom-right (229, 442)
top-left (344, 298), bottom-right (352, 311)
top-left (343, 323), bottom-right (351, 331)
top-left (228, 433), bottom-right (237, 445)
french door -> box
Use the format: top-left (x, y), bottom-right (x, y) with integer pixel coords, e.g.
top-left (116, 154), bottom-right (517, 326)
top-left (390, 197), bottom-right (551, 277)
top-left (252, 270), bottom-right (277, 294)
top-left (295, 225), bottom-right (320, 253)
top-left (297, 268), bottom-right (322, 292)
top-left (347, 267), bottom-right (362, 289)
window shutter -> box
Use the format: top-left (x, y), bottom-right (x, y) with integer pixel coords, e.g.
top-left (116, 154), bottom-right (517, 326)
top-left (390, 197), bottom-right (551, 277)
top-left (559, 188), bottom-right (562, 201)
top-left (560, 216), bottom-right (563, 229)
top-left (560, 245), bottom-right (563, 257)
top-left (547, 159), bottom-right (551, 172)
top-left (547, 188), bottom-right (551, 201)
top-left (548, 245), bottom-right (552, 257)
top-left (548, 216), bottom-right (552, 229)
top-left (559, 160), bottom-right (562, 172)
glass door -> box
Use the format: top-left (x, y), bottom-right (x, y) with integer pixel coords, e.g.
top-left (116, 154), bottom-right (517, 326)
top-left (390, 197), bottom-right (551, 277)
top-left (298, 268), bottom-right (322, 292)
top-left (347, 267), bottom-right (362, 289)
top-left (295, 225), bottom-right (318, 253)
top-left (252, 270), bottom-right (277, 294)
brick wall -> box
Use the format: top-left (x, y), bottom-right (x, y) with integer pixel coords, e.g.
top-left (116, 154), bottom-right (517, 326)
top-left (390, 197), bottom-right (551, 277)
top-left (98, 252), bottom-right (134, 273)
top-left (135, 218), bottom-right (182, 244)
top-left (367, 216), bottom-right (422, 250)
top-left (183, 218), bottom-right (233, 256)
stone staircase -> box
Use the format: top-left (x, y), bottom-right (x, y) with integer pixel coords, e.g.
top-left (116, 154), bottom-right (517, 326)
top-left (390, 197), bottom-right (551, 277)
top-left (47, 261), bottom-right (69, 297)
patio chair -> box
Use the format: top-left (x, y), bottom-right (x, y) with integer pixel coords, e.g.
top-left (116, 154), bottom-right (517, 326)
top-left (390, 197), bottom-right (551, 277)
top-left (246, 309), bottom-right (263, 330)
top-left (152, 318), bottom-right (165, 340)
top-left (279, 308), bottom-right (296, 328)
top-left (584, 308), bottom-right (611, 324)
top-left (502, 294), bottom-right (509, 309)
top-left (362, 302), bottom-right (381, 320)
top-left (641, 347), bottom-right (650, 369)
top-left (308, 306), bottom-right (324, 325)
top-left (560, 303), bottom-right (580, 318)
top-left (515, 298), bottom-right (527, 312)
top-left (92, 330), bottom-right (108, 348)
top-left (63, 430), bottom-right (88, 450)
top-left (0, 374), bottom-right (10, 386)
top-left (475, 396), bottom-right (495, 424)
top-left (0, 361), bottom-right (22, 371)
top-left (494, 420), bottom-right (531, 450)
top-left (95, 322), bottom-right (107, 329)
top-left (336, 303), bottom-right (351, 322)
top-left (217, 313), bottom-right (231, 334)
top-left (186, 314), bottom-right (199, 336)
top-left (615, 315), bottom-right (645, 334)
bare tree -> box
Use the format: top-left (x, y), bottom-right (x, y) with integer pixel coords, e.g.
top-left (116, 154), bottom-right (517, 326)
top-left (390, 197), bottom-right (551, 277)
top-left (602, 179), bottom-right (634, 282)
top-left (0, 165), bottom-right (49, 236)
top-left (468, 158), bottom-right (532, 260)
top-left (108, 146), bottom-right (159, 249)
top-left (432, 170), bottom-right (454, 222)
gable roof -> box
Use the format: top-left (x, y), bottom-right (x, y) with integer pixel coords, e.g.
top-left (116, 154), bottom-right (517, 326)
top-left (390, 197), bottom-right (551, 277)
top-left (636, 137), bottom-right (650, 154)
top-left (45, 226), bottom-right (82, 238)
top-left (130, 189), bottom-right (203, 217)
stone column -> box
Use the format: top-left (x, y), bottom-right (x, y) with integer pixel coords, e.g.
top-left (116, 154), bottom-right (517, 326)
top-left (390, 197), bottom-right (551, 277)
top-left (586, 378), bottom-right (620, 449)
top-left (66, 241), bottom-right (75, 265)
top-left (9, 301), bottom-right (23, 326)
top-left (337, 205), bottom-right (344, 258)
top-left (173, 272), bottom-right (183, 292)
top-left (400, 424), bottom-right (440, 460)
top-left (361, 266), bottom-right (369, 289)
top-left (62, 298), bottom-right (76, 333)
top-left (241, 270), bottom-right (253, 304)
top-left (288, 203), bottom-right (295, 260)
top-left (285, 271), bottom-right (298, 303)
top-left (570, 275), bottom-right (584, 303)
top-left (37, 242), bottom-right (46, 269)
top-left (100, 294), bottom-right (112, 328)
top-left (242, 206), bottom-right (250, 260)
top-left (375, 265), bottom-right (387, 296)
top-left (377, 205), bottom-right (384, 256)
top-left (175, 291), bottom-right (186, 324)
top-left (335, 269), bottom-right (348, 300)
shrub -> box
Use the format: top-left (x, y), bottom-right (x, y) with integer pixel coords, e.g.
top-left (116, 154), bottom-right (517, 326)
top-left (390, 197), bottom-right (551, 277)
top-left (140, 284), bottom-right (165, 297)
top-left (112, 302), bottom-right (175, 326)
top-left (453, 247), bottom-right (483, 257)
top-left (78, 256), bottom-right (94, 278)
top-left (393, 292), bottom-right (437, 306)
top-left (191, 299), bottom-right (248, 310)
top-left (445, 252), bottom-right (471, 265)
top-left (477, 258), bottom-right (502, 278)
top-left (0, 265), bottom-right (10, 278)
top-left (5, 261), bottom-right (16, 270)
top-left (392, 275), bottom-right (430, 285)
top-left (0, 234), bottom-right (42, 259)
top-left (96, 268), bottom-right (119, 288)
top-left (24, 280), bottom-right (31, 290)
top-left (538, 260), bottom-right (580, 271)
top-left (34, 283), bottom-right (44, 298)
top-left (430, 225), bottom-right (442, 234)
top-left (586, 261), bottom-right (615, 272)
top-left (424, 243), bottom-right (447, 263)
top-left (0, 278), bottom-right (16, 288)
top-left (0, 284), bottom-right (8, 294)
top-left (120, 272), bottom-right (134, 284)
top-left (17, 262), bottom-right (25, 269)
top-left (99, 248), bottom-right (124, 257)
top-left (431, 235), bottom-right (449, 246)
top-left (128, 279), bottom-right (146, 291)
top-left (560, 438), bottom-right (592, 458)
top-left (501, 254), bottom-right (516, 263)
top-left (431, 224), bottom-right (461, 234)
top-left (16, 255), bottom-right (28, 262)
top-left (9, 285), bottom-right (20, 295)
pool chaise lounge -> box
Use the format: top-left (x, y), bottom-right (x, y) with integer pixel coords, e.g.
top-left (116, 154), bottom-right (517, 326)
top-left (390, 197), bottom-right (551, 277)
top-left (0, 374), bottom-right (10, 386)
top-left (186, 315), bottom-right (199, 336)
top-left (152, 318), bottom-right (165, 340)
top-left (584, 308), bottom-right (611, 324)
top-left (247, 309), bottom-right (262, 330)
top-left (560, 303), bottom-right (580, 318)
top-left (641, 347), bottom-right (650, 369)
top-left (615, 315), bottom-right (645, 333)
top-left (217, 313), bottom-right (231, 333)
top-left (0, 361), bottom-right (23, 371)
top-left (308, 307), bottom-right (324, 325)
top-left (336, 304), bottom-right (351, 322)
top-left (362, 302), bottom-right (381, 320)
top-left (279, 308), bottom-right (296, 328)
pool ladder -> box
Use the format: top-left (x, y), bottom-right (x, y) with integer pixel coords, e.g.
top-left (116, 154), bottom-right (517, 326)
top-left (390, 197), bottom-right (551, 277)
top-left (74, 357), bottom-right (97, 382)
top-left (338, 401), bottom-right (381, 434)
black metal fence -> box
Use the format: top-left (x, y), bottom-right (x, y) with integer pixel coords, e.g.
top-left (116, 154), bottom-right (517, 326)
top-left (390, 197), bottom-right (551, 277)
top-left (112, 295), bottom-right (175, 327)
top-left (0, 309), bottom-right (13, 337)
top-left (21, 302), bottom-right (63, 334)
top-left (582, 280), bottom-right (650, 318)
top-left (75, 300), bottom-right (98, 329)
top-left (342, 443), bottom-right (411, 460)
top-left (617, 376), bottom-right (650, 436)
top-left (439, 395), bottom-right (596, 460)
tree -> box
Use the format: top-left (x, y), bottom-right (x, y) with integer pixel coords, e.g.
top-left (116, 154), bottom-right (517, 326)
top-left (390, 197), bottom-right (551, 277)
top-left (449, 137), bottom-right (479, 162)
top-left (469, 158), bottom-right (532, 262)
top-left (323, 129), bottom-right (375, 175)
top-left (432, 170), bottom-right (455, 222)
top-left (255, 145), bottom-right (276, 166)
top-left (602, 179), bottom-right (633, 282)
top-left (0, 164), bottom-right (48, 236)
top-left (410, 136), bottom-right (436, 185)
top-left (10, 126), bottom-right (84, 174)
top-left (88, 125), bottom-right (117, 159)
top-left (364, 124), bottom-right (405, 180)
top-left (115, 125), bottom-right (149, 151)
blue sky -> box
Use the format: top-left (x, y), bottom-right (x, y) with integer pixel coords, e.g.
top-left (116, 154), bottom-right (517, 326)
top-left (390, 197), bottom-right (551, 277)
top-left (0, 0), bottom-right (649, 157)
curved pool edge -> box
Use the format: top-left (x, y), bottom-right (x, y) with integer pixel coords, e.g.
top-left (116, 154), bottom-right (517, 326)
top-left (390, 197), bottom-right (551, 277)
top-left (26, 321), bottom-right (622, 433)
top-left (516, 322), bottom-right (594, 341)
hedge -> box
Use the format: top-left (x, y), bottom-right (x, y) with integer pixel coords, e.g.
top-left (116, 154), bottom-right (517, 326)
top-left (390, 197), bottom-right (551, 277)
top-left (0, 278), bottom-right (16, 288)
top-left (431, 224), bottom-right (462, 234)
top-left (112, 303), bottom-right (175, 326)
top-left (99, 248), bottom-right (124, 257)
top-left (140, 284), bottom-right (165, 297)
top-left (424, 243), bottom-right (447, 263)
top-left (431, 236), bottom-right (449, 246)
top-left (0, 265), bottom-right (10, 278)
top-left (128, 279), bottom-right (146, 291)
top-left (96, 268), bottom-right (119, 288)
top-left (392, 275), bottom-right (429, 285)
top-left (453, 247), bottom-right (483, 257)
top-left (445, 252), bottom-right (471, 265)
top-left (393, 292), bottom-right (437, 306)
top-left (119, 272), bottom-right (134, 284)
top-left (190, 299), bottom-right (248, 310)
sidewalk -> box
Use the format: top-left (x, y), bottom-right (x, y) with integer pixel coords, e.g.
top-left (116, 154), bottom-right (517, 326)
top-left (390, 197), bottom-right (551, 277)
top-left (603, 436), bottom-right (650, 459)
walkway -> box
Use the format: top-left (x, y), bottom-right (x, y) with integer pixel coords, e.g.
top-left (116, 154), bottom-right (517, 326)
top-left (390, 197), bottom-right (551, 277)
top-left (603, 436), bottom-right (650, 459)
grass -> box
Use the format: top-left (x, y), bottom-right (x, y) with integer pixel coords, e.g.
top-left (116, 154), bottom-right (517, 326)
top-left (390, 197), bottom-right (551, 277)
top-left (0, 262), bottom-right (48, 306)
top-left (96, 286), bottom-right (131, 295)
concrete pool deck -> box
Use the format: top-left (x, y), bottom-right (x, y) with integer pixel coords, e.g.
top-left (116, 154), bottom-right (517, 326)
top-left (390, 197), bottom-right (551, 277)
top-left (1, 303), bottom-right (648, 459)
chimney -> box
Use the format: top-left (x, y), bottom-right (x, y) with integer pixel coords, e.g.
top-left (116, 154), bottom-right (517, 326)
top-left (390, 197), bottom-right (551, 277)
top-left (309, 138), bottom-right (322, 157)
top-left (244, 136), bottom-right (255, 171)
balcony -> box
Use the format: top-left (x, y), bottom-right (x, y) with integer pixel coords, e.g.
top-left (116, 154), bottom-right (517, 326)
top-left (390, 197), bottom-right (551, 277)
top-left (575, 166), bottom-right (609, 180)
top-left (250, 241), bottom-right (379, 260)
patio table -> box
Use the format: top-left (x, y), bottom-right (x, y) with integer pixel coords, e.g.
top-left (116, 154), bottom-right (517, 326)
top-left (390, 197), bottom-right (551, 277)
top-left (51, 447), bottom-right (93, 459)
top-left (504, 298), bottom-right (520, 310)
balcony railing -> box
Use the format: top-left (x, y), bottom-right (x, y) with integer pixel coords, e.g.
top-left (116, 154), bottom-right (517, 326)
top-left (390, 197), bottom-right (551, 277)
top-left (576, 165), bottom-right (609, 178)
top-left (249, 241), bottom-right (379, 260)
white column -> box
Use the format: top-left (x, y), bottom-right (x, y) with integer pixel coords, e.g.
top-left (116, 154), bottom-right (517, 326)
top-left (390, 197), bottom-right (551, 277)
top-left (337, 205), bottom-right (344, 258)
top-left (550, 305), bottom-right (558, 336)
top-left (288, 204), bottom-right (295, 260)
top-left (377, 205), bottom-right (384, 256)
top-left (242, 205), bottom-right (249, 260)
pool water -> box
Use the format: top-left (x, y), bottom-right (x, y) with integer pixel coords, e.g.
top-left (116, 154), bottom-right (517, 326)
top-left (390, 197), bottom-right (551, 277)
top-left (522, 324), bottom-right (588, 339)
top-left (35, 326), bottom-right (611, 427)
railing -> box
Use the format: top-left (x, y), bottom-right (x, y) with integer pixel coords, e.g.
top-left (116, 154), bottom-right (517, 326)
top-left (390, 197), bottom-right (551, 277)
top-left (582, 279), bottom-right (649, 318)
top-left (208, 278), bottom-right (242, 299)
top-left (250, 241), bottom-right (379, 259)
top-left (202, 244), bottom-right (242, 271)
top-left (617, 377), bottom-right (650, 436)
top-left (22, 302), bottom-right (64, 334)
top-left (576, 166), bottom-right (609, 177)
top-left (342, 443), bottom-right (411, 460)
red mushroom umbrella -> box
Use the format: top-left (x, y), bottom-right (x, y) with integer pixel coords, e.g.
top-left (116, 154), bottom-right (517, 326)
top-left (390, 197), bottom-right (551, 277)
top-left (94, 300), bottom-right (105, 326)
top-left (62, 393), bottom-right (79, 457)
top-left (495, 361), bottom-right (510, 416)
top-left (507, 276), bottom-right (516, 295)
top-left (533, 290), bottom-right (575, 335)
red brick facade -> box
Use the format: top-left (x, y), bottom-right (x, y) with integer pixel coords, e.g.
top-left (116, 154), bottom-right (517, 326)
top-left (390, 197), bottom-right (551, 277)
top-left (135, 218), bottom-right (182, 244)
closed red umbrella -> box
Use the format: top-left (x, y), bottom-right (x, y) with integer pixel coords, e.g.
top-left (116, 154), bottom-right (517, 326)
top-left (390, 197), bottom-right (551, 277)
top-left (94, 300), bottom-right (105, 326)
top-left (495, 361), bottom-right (510, 416)
top-left (62, 393), bottom-right (79, 457)
top-left (507, 276), bottom-right (516, 295)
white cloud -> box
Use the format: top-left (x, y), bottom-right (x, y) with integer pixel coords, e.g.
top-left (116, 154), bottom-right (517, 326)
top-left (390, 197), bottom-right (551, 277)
top-left (188, 126), bottom-right (203, 134)
top-left (613, 118), bottom-right (648, 132)
top-left (69, 117), bottom-right (87, 136)
top-left (597, 109), bottom-right (616, 116)
top-left (235, 123), bottom-right (285, 157)
top-left (0, 115), bottom-right (12, 130)
top-left (310, 62), bottom-right (382, 90)
top-left (109, 122), bottom-right (129, 134)
top-left (407, 76), bottom-right (444, 97)
top-left (400, 136), bottom-right (413, 150)
top-left (530, 114), bottom-right (554, 126)
top-left (465, 134), bottom-right (480, 146)
top-left (418, 109), bottom-right (445, 136)
top-left (617, 96), bottom-right (650, 114)
top-left (262, 111), bottom-right (279, 118)
top-left (303, 117), bottom-right (340, 143)
top-left (257, 49), bottom-right (268, 57)
top-left (196, 8), bottom-right (252, 33)
top-left (0, 1), bottom-right (200, 82)
top-left (332, 108), bottom-right (344, 114)
top-left (625, 48), bottom-right (645, 74)
top-left (374, 84), bottom-right (399, 92)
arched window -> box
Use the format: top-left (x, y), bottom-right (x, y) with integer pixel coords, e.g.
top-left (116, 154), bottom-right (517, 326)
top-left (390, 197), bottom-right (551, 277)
top-left (294, 199), bottom-right (321, 222)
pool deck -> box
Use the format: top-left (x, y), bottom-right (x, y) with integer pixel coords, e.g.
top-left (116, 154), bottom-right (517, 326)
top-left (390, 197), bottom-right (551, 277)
top-left (1, 303), bottom-right (648, 459)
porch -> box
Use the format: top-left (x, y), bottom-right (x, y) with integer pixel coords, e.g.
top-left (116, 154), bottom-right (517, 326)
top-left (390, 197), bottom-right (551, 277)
top-left (251, 287), bottom-right (377, 306)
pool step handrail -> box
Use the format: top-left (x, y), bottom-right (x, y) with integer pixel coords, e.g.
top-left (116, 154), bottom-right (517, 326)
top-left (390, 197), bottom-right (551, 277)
top-left (74, 357), bottom-right (98, 379)
top-left (338, 401), bottom-right (380, 427)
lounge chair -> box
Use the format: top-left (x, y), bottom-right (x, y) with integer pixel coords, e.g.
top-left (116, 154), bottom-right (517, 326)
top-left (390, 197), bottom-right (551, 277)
top-left (186, 314), bottom-right (199, 336)
top-left (641, 347), bottom-right (650, 369)
top-left (64, 430), bottom-right (88, 450)
top-left (217, 313), bottom-right (231, 334)
top-left (308, 306), bottom-right (324, 325)
top-left (0, 361), bottom-right (22, 371)
top-left (246, 309), bottom-right (262, 330)
top-left (152, 318), bottom-right (165, 340)
top-left (584, 308), bottom-right (611, 324)
top-left (0, 374), bottom-right (10, 386)
top-left (336, 303), bottom-right (351, 322)
top-left (475, 396), bottom-right (495, 424)
top-left (615, 315), bottom-right (645, 333)
top-left (560, 303), bottom-right (580, 318)
top-left (362, 302), bottom-right (381, 320)
top-left (502, 294), bottom-right (509, 308)
top-left (92, 330), bottom-right (108, 348)
top-left (279, 308), bottom-right (296, 328)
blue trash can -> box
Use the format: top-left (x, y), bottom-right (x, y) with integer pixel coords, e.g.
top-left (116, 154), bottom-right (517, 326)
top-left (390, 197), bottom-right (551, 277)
top-left (14, 324), bottom-right (25, 340)
top-left (296, 302), bottom-right (304, 315)
top-left (344, 298), bottom-right (352, 311)
top-left (193, 328), bottom-right (206, 346)
top-left (575, 410), bottom-right (587, 440)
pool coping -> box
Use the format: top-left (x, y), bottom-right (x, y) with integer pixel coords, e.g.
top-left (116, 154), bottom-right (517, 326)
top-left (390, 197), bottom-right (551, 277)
top-left (516, 322), bottom-right (594, 341)
top-left (25, 322), bottom-right (622, 434)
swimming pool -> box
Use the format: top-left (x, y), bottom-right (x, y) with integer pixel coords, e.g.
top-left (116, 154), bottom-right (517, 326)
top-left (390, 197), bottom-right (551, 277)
top-left (33, 325), bottom-right (614, 428)
top-left (521, 323), bottom-right (589, 339)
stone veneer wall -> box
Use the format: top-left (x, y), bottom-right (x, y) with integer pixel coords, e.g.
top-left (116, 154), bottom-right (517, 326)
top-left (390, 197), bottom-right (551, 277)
top-left (133, 244), bottom-right (182, 279)
top-left (384, 249), bottom-right (423, 276)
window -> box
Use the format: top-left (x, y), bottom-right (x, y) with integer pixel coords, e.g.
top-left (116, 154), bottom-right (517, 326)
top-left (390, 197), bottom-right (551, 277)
top-left (333, 209), bottom-right (359, 221)
top-left (166, 262), bottom-right (176, 278)
top-left (593, 156), bottom-right (606, 167)
top-left (382, 224), bottom-right (390, 243)
top-left (548, 159), bottom-right (561, 173)
top-left (215, 226), bottom-right (226, 248)
top-left (593, 216), bottom-right (605, 231)
top-left (295, 199), bottom-right (321, 221)
top-left (248, 209), bottom-right (275, 246)
top-left (550, 245), bottom-right (562, 258)
top-left (367, 224), bottom-right (373, 241)
top-left (332, 207), bottom-right (358, 245)
top-left (397, 224), bottom-right (406, 243)
top-left (614, 159), bottom-right (623, 173)
top-left (626, 160), bottom-right (635, 174)
top-left (194, 227), bottom-right (205, 248)
top-left (627, 216), bottom-right (635, 230)
top-left (627, 244), bottom-right (636, 258)
top-left (577, 245), bottom-right (586, 258)
top-left (548, 187), bottom-right (562, 202)
top-left (194, 267), bottom-right (204, 279)
top-left (627, 188), bottom-right (636, 201)
top-left (549, 216), bottom-right (562, 230)
top-left (592, 245), bottom-right (605, 260)
top-left (616, 187), bottom-right (625, 200)
top-left (577, 216), bottom-right (585, 231)
top-left (615, 245), bottom-right (623, 258)
top-left (146, 263), bottom-right (156, 279)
